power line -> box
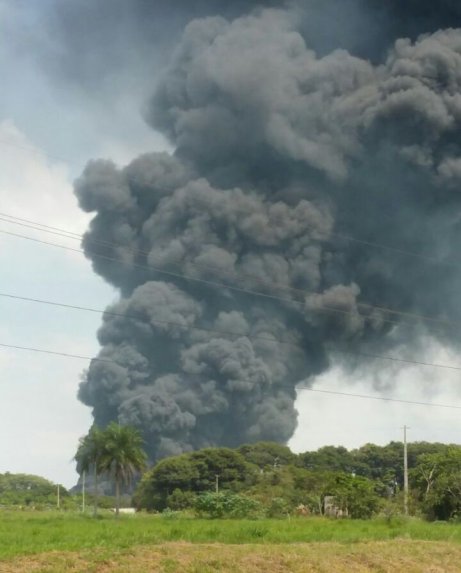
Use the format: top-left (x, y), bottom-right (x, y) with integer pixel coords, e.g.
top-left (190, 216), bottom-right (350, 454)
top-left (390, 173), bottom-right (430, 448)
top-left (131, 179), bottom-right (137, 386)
top-left (0, 342), bottom-right (113, 363)
top-left (0, 214), bottom-right (328, 303)
top-left (0, 213), bottom-right (356, 303)
top-left (1, 339), bottom-right (460, 410)
top-left (0, 211), bottom-right (455, 330)
top-left (2, 291), bottom-right (461, 372)
top-left (0, 223), bottom-right (452, 333)
top-left (0, 215), bottom-right (81, 240)
top-left (329, 232), bottom-right (452, 269)
top-left (0, 291), bottom-right (303, 349)
top-left (296, 387), bottom-right (461, 410)
top-left (0, 138), bottom-right (456, 270)
top-left (0, 138), bottom-right (71, 165)
top-left (335, 349), bottom-right (461, 372)
top-left (0, 228), bottom-right (409, 330)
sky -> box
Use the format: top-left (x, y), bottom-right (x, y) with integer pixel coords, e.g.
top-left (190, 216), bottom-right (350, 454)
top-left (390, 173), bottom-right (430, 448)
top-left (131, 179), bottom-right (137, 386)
top-left (2, 0), bottom-right (461, 488)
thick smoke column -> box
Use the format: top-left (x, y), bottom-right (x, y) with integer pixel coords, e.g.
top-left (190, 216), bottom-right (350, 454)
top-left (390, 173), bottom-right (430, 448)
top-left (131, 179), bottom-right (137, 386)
top-left (75, 2), bottom-right (461, 460)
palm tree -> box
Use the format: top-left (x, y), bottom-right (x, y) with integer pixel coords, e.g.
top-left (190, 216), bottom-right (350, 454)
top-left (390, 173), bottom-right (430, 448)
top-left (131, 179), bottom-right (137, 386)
top-left (74, 426), bottom-right (105, 516)
top-left (98, 422), bottom-right (147, 516)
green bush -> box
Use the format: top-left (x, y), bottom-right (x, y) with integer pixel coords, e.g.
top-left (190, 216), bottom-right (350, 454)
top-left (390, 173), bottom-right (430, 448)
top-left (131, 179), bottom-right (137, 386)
top-left (328, 474), bottom-right (382, 519)
top-left (161, 508), bottom-right (182, 520)
top-left (167, 489), bottom-right (197, 511)
top-left (266, 497), bottom-right (292, 518)
top-left (194, 492), bottom-right (262, 519)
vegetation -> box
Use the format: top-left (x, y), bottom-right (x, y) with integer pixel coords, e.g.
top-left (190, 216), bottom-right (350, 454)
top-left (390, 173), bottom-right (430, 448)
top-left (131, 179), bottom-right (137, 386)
top-left (0, 473), bottom-right (67, 509)
top-left (74, 426), bottom-right (105, 515)
top-left (194, 491), bottom-right (263, 519)
top-left (411, 446), bottom-right (461, 520)
top-left (97, 422), bottom-right (147, 516)
top-left (134, 440), bottom-right (461, 521)
top-left (6, 538), bottom-right (461, 573)
top-left (75, 423), bottom-right (147, 516)
top-left (4, 436), bottom-right (461, 523)
top-left (3, 436), bottom-right (461, 570)
top-left (0, 473), bottom-right (124, 512)
top-left (2, 512), bottom-right (461, 571)
top-left (4, 511), bottom-right (461, 560)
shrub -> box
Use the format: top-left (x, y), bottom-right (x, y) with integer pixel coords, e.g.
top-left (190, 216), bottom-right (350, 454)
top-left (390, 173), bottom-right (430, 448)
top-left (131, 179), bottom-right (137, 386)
top-left (266, 497), bottom-right (292, 518)
top-left (194, 492), bottom-right (262, 519)
top-left (167, 489), bottom-right (197, 511)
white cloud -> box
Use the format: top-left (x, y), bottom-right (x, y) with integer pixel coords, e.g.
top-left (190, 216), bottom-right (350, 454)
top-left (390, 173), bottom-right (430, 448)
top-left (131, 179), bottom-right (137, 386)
top-left (291, 340), bottom-right (461, 453)
top-left (0, 122), bottom-right (113, 488)
top-left (0, 119), bottom-right (89, 233)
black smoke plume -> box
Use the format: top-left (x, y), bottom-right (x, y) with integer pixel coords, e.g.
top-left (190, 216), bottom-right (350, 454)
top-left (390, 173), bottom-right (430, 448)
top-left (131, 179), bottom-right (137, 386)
top-left (75, 2), bottom-right (461, 460)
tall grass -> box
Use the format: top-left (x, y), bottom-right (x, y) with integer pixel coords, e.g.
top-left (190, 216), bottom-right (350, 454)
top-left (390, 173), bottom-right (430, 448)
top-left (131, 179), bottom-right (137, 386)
top-left (1, 511), bottom-right (461, 560)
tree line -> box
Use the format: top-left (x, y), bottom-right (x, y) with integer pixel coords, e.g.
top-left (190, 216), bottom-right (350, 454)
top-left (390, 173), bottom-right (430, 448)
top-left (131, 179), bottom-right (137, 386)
top-left (4, 429), bottom-right (461, 520)
top-left (0, 473), bottom-right (67, 508)
top-left (131, 439), bottom-right (461, 520)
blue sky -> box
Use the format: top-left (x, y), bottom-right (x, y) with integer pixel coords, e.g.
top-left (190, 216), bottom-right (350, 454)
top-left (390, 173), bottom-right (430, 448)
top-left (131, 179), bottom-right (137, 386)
top-left (2, 1), bottom-right (461, 488)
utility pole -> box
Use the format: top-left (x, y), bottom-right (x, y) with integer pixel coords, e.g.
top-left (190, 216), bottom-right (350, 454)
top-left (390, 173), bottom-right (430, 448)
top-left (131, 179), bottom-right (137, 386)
top-left (402, 425), bottom-right (410, 516)
top-left (215, 474), bottom-right (219, 494)
top-left (82, 471), bottom-right (86, 513)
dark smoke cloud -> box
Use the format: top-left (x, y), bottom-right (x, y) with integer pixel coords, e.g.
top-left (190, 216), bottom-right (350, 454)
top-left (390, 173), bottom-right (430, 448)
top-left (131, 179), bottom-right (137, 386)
top-left (75, 3), bottom-right (461, 460)
top-left (40, 0), bottom-right (461, 90)
top-left (292, 0), bottom-right (461, 62)
top-left (375, 0), bottom-right (461, 36)
top-left (40, 0), bottom-right (284, 91)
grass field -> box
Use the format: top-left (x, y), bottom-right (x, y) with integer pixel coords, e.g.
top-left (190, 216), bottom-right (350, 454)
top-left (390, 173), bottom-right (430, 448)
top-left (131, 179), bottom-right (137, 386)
top-left (1, 512), bottom-right (461, 572)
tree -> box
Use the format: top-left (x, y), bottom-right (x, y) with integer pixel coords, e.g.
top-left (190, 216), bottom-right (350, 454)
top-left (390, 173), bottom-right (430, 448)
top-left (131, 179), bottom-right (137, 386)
top-left (98, 422), bottom-right (147, 516)
top-left (326, 473), bottom-right (382, 519)
top-left (291, 467), bottom-right (335, 514)
top-left (0, 473), bottom-right (66, 508)
top-left (134, 447), bottom-right (255, 511)
top-left (189, 448), bottom-right (254, 492)
top-left (74, 426), bottom-right (105, 516)
top-left (411, 446), bottom-right (461, 520)
top-left (238, 442), bottom-right (297, 470)
top-left (352, 443), bottom-right (399, 481)
top-left (299, 446), bottom-right (355, 474)
top-left (134, 454), bottom-right (200, 510)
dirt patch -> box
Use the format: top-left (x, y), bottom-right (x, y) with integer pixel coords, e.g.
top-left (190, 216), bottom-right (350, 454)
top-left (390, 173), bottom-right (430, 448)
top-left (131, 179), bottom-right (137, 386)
top-left (0, 541), bottom-right (459, 573)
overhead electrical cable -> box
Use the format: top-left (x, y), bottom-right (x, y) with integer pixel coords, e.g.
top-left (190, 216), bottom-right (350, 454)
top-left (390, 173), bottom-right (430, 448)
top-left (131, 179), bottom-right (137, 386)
top-left (0, 222), bottom-right (453, 332)
top-left (0, 228), bottom-right (411, 330)
top-left (0, 213), bottom-right (344, 298)
top-left (0, 342), bottom-right (113, 363)
top-left (0, 291), bottom-right (304, 349)
top-left (1, 212), bottom-right (457, 323)
top-left (2, 291), bottom-right (461, 372)
top-left (296, 387), bottom-right (461, 410)
top-left (0, 138), bottom-right (70, 164)
top-left (1, 340), bottom-right (460, 410)
top-left (0, 130), bottom-right (457, 268)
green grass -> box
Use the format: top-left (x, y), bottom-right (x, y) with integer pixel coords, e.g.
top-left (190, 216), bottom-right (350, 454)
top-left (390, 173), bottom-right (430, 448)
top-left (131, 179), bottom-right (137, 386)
top-left (1, 511), bottom-right (461, 560)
